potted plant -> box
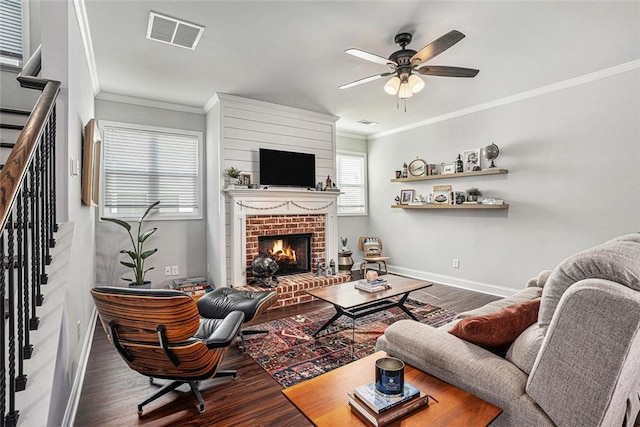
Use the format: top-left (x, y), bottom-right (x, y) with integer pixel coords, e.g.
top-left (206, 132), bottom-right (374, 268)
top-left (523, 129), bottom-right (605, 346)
top-left (225, 167), bottom-right (242, 188)
top-left (465, 187), bottom-right (483, 202)
top-left (340, 237), bottom-right (349, 252)
top-left (101, 201), bottom-right (160, 288)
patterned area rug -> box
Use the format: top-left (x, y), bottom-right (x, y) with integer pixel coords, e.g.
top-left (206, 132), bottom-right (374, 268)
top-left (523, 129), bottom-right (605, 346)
top-left (242, 299), bottom-right (457, 388)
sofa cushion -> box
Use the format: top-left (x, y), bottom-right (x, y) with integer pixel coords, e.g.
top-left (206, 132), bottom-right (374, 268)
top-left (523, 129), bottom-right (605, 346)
top-left (505, 323), bottom-right (545, 374)
top-left (539, 236), bottom-right (640, 328)
top-left (449, 299), bottom-right (540, 354)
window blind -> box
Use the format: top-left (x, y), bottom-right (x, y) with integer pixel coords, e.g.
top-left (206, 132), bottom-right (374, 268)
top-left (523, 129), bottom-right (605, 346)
top-left (0, 0), bottom-right (23, 66)
top-left (337, 151), bottom-right (367, 215)
top-left (102, 123), bottom-right (201, 219)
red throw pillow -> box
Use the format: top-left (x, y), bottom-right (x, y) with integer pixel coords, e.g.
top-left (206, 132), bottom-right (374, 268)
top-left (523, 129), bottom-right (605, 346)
top-left (449, 299), bottom-right (541, 355)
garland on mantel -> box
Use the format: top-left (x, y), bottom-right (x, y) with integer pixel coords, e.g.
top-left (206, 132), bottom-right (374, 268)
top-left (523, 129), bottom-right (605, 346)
top-left (235, 200), bottom-right (335, 211)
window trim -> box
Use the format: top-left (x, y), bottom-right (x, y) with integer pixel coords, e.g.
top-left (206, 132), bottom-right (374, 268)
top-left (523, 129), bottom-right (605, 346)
top-left (98, 120), bottom-right (204, 221)
top-left (336, 149), bottom-right (368, 217)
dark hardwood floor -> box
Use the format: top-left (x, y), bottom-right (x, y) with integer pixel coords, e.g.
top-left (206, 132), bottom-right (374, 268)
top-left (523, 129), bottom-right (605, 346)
top-left (74, 280), bottom-right (500, 426)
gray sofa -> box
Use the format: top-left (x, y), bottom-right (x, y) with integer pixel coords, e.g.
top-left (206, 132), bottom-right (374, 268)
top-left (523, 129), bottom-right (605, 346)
top-left (376, 234), bottom-right (640, 426)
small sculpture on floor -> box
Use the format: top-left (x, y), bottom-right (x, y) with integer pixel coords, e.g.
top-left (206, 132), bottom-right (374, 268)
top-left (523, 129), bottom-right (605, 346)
top-left (250, 253), bottom-right (279, 287)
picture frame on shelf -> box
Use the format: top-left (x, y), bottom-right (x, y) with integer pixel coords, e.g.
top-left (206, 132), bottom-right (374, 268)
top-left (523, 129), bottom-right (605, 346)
top-left (442, 163), bottom-right (455, 175)
top-left (400, 189), bottom-right (415, 205)
top-left (462, 148), bottom-right (481, 172)
top-left (433, 185), bottom-right (452, 204)
top-left (240, 173), bottom-right (251, 187)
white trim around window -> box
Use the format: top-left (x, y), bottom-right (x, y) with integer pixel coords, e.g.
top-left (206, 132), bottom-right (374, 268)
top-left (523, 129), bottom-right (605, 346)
top-left (99, 120), bottom-right (203, 221)
top-left (336, 149), bottom-right (368, 216)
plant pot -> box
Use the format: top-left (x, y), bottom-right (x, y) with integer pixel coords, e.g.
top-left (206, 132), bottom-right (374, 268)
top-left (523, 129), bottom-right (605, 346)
top-left (129, 281), bottom-right (151, 289)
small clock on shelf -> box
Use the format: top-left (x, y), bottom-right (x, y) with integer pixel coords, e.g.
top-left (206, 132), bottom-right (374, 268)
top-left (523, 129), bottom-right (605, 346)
top-left (408, 158), bottom-right (427, 176)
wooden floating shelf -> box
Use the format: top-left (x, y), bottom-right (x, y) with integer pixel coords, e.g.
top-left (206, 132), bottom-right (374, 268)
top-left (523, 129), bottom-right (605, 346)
top-left (391, 168), bottom-right (508, 182)
top-left (392, 204), bottom-right (509, 210)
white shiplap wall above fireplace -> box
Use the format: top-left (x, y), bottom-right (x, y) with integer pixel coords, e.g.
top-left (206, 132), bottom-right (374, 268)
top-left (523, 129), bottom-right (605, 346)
top-left (206, 94), bottom-right (339, 287)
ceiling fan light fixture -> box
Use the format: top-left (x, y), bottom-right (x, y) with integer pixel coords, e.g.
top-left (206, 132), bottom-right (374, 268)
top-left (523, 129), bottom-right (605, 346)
top-left (408, 74), bottom-right (425, 93)
top-left (384, 76), bottom-right (400, 95)
top-left (398, 80), bottom-right (413, 99)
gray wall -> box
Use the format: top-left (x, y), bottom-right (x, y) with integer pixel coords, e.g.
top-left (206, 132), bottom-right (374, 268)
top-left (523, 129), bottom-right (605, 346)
top-left (94, 99), bottom-right (207, 288)
top-left (367, 69), bottom-right (640, 295)
top-left (336, 132), bottom-right (369, 256)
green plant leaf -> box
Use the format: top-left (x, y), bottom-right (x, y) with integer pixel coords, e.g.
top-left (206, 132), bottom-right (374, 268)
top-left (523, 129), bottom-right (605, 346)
top-left (120, 261), bottom-right (136, 268)
top-left (140, 249), bottom-right (158, 259)
top-left (101, 217), bottom-right (132, 232)
top-left (139, 228), bottom-right (157, 243)
top-left (139, 201), bottom-right (160, 223)
top-left (144, 267), bottom-right (155, 273)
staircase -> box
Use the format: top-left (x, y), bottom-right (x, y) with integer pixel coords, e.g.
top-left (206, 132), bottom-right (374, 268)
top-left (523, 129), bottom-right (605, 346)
top-left (0, 45), bottom-right (60, 427)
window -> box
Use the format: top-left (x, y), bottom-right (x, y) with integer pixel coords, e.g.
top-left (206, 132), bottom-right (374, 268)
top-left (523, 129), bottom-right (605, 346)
top-left (0, 0), bottom-right (24, 67)
top-left (336, 150), bottom-right (367, 216)
top-left (100, 121), bottom-right (202, 220)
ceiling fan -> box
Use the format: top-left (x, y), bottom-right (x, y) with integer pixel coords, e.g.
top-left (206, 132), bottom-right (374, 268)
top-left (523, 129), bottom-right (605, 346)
top-left (339, 30), bottom-right (479, 100)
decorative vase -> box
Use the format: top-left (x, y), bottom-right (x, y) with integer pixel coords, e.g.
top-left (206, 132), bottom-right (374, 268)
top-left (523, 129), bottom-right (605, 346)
top-left (338, 251), bottom-right (354, 274)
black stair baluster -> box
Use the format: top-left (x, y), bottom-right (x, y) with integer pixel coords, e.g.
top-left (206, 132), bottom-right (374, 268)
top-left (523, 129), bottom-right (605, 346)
top-left (33, 145), bottom-right (44, 302)
top-left (5, 213), bottom-right (19, 426)
top-left (38, 133), bottom-right (48, 284)
top-left (15, 190), bottom-right (27, 388)
top-left (42, 118), bottom-right (51, 264)
top-left (29, 161), bottom-right (40, 327)
top-left (0, 232), bottom-right (7, 427)
top-left (22, 180), bottom-right (33, 355)
top-left (50, 108), bottom-right (58, 234)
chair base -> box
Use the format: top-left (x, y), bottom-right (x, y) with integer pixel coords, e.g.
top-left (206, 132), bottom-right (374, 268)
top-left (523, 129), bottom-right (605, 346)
top-left (138, 370), bottom-right (237, 415)
top-left (360, 259), bottom-right (389, 276)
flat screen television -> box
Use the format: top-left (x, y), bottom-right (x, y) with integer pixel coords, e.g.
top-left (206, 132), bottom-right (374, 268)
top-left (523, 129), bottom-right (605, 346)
top-left (259, 148), bottom-right (316, 188)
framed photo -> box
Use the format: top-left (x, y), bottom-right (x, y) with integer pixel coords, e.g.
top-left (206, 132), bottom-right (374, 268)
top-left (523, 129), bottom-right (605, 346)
top-left (433, 185), bottom-right (452, 204)
top-left (400, 189), bottom-right (415, 205)
top-left (442, 163), bottom-right (455, 175)
top-left (81, 119), bottom-right (101, 206)
top-left (240, 173), bottom-right (251, 187)
top-left (462, 148), bottom-right (481, 172)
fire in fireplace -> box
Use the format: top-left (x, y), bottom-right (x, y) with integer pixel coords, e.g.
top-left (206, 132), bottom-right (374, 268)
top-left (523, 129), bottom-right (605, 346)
top-left (258, 233), bottom-right (312, 276)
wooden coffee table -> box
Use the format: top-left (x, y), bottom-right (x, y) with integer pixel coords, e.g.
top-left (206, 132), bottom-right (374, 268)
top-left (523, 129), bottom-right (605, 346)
top-left (283, 351), bottom-right (501, 426)
top-left (306, 274), bottom-right (432, 337)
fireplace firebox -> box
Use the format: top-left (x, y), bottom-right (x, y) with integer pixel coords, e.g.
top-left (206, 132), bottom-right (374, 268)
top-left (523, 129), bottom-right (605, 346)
top-left (258, 233), bottom-right (312, 276)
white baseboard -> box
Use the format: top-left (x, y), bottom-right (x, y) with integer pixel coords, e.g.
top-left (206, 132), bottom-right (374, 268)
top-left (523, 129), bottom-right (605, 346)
top-left (61, 307), bottom-right (98, 427)
top-left (353, 261), bottom-right (515, 298)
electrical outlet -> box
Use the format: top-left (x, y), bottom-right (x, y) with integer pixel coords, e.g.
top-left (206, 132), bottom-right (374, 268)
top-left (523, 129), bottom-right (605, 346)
top-left (453, 259), bottom-right (460, 269)
top-left (164, 266), bottom-right (171, 276)
top-left (171, 265), bottom-right (179, 276)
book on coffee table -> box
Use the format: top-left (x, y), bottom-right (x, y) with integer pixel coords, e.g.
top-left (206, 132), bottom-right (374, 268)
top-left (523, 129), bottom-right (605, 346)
top-left (348, 391), bottom-right (430, 427)
top-left (353, 382), bottom-right (420, 413)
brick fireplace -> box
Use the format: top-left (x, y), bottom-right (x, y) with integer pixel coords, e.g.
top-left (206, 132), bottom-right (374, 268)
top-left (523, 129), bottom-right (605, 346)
top-left (250, 227), bottom-right (315, 278)
top-left (225, 188), bottom-right (348, 306)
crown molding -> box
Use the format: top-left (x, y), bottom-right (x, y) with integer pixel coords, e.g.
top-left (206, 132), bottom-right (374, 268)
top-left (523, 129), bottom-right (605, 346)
top-left (370, 59), bottom-right (640, 140)
top-left (72, 0), bottom-right (99, 95)
top-left (336, 131), bottom-right (368, 140)
top-left (96, 92), bottom-right (205, 114)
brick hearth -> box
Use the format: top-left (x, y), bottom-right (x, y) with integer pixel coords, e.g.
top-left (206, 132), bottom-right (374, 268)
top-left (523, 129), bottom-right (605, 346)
top-left (236, 272), bottom-right (352, 308)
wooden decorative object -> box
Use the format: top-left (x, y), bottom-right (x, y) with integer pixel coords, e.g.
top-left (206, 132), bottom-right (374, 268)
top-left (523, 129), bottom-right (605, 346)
top-left (82, 119), bottom-right (101, 206)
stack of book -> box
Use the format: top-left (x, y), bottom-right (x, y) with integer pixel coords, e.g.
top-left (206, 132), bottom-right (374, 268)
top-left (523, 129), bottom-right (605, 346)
top-left (170, 276), bottom-right (212, 295)
top-left (355, 278), bottom-right (389, 293)
top-left (348, 383), bottom-right (429, 426)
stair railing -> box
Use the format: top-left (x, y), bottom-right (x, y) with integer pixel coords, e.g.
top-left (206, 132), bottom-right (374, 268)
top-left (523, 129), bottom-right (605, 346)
top-left (0, 45), bottom-right (59, 427)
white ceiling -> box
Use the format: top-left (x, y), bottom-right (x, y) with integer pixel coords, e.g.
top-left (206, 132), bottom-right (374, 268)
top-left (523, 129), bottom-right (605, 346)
top-left (83, 1), bottom-right (640, 136)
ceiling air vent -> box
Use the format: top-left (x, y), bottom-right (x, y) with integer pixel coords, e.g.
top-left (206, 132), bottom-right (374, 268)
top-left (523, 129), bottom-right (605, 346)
top-left (146, 11), bottom-right (205, 50)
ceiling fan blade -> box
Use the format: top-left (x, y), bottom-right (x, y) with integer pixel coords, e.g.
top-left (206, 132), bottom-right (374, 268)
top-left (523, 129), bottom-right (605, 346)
top-left (338, 72), bottom-right (393, 90)
top-left (410, 30), bottom-right (466, 65)
top-left (345, 48), bottom-right (397, 67)
top-left (416, 66), bottom-right (479, 78)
